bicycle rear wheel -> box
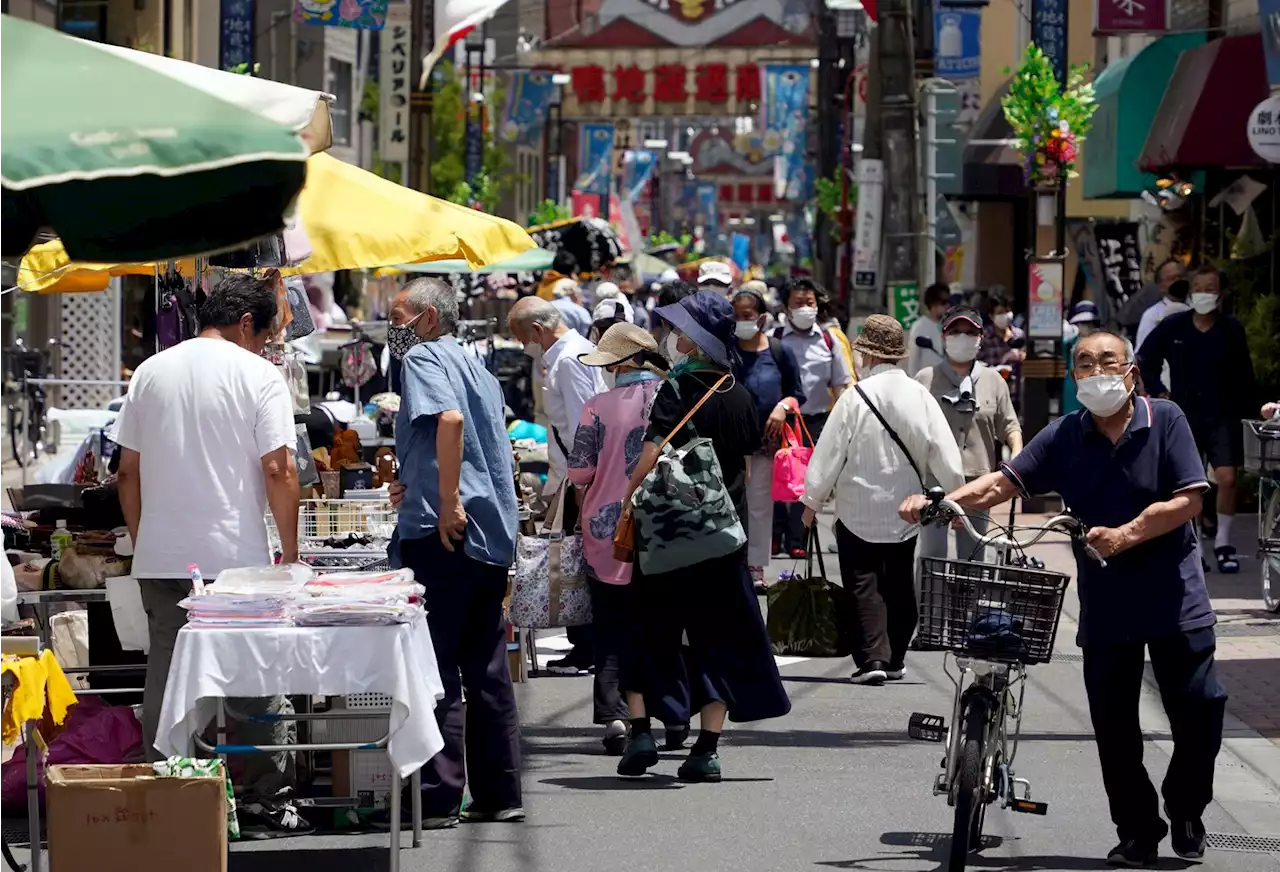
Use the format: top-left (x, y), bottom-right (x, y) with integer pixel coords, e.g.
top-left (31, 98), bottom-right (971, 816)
top-left (949, 695), bottom-right (989, 872)
top-left (7, 405), bottom-right (26, 468)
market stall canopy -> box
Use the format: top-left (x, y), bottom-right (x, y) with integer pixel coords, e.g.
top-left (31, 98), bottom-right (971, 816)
top-left (0, 15), bottom-right (309, 263)
top-left (91, 43), bottom-right (333, 154)
top-left (1083, 33), bottom-right (1205, 199)
top-left (528, 217), bottom-right (623, 277)
top-left (959, 80), bottom-right (1024, 200)
top-left (617, 251), bottom-right (676, 281)
top-left (1138, 34), bottom-right (1269, 172)
top-left (397, 247), bottom-right (555, 274)
top-left (18, 153), bottom-right (536, 292)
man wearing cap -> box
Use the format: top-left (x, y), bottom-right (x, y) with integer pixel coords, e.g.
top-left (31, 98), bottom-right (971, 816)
top-left (509, 296), bottom-right (606, 673)
top-left (697, 260), bottom-right (735, 294)
top-left (915, 306), bottom-right (1022, 562)
top-left (589, 296), bottom-right (634, 351)
top-left (801, 315), bottom-right (964, 685)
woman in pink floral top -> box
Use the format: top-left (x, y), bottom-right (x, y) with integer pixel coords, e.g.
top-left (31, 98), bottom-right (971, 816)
top-left (567, 323), bottom-right (689, 753)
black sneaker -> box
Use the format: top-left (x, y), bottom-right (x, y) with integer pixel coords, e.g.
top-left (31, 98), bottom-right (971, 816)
top-left (1164, 805), bottom-right (1206, 860)
top-left (1106, 839), bottom-right (1159, 868)
top-left (664, 723), bottom-right (690, 750)
top-left (616, 731), bottom-right (659, 778)
top-left (546, 649), bottom-right (592, 675)
top-left (850, 661), bottom-right (888, 685)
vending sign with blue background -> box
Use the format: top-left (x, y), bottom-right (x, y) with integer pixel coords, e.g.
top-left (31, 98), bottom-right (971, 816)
top-left (933, 6), bottom-right (980, 81)
top-left (1032, 0), bottom-right (1068, 85)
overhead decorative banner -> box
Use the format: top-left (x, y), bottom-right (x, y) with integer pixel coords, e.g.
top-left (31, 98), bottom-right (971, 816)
top-left (934, 8), bottom-right (980, 80)
top-left (761, 64), bottom-right (809, 199)
top-left (498, 70), bottom-right (555, 147)
top-left (576, 123), bottom-right (616, 195)
top-left (1032, 0), bottom-right (1068, 84)
top-left (1095, 0), bottom-right (1169, 34)
top-left (219, 0), bottom-right (254, 71)
top-left (295, 0), bottom-right (388, 29)
top-left (694, 182), bottom-right (719, 233)
top-left (620, 149), bottom-right (656, 202)
top-left (378, 3), bottom-right (412, 162)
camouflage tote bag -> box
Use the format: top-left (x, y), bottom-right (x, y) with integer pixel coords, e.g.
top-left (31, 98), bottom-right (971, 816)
top-left (629, 375), bottom-right (746, 575)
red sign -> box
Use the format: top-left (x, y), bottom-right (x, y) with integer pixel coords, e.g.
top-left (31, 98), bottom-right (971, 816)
top-left (736, 63), bottom-right (761, 102)
top-left (571, 65), bottom-right (607, 102)
top-left (567, 62), bottom-right (763, 106)
top-left (653, 64), bottom-right (688, 102)
top-left (695, 63), bottom-right (728, 102)
top-left (1094, 0), bottom-right (1167, 33)
top-left (612, 64), bottom-right (645, 102)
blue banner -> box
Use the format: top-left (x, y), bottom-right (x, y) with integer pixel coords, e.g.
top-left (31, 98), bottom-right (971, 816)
top-left (575, 123), bottom-right (615, 196)
top-left (762, 64), bottom-right (810, 200)
top-left (1262, 0), bottom-right (1280, 88)
top-left (694, 182), bottom-right (719, 233)
top-left (219, 0), bottom-right (254, 71)
top-left (498, 71), bottom-right (556, 147)
top-left (620, 150), bottom-right (656, 202)
top-left (1032, 0), bottom-right (1068, 85)
top-left (294, 0), bottom-right (388, 29)
top-left (934, 6), bottom-right (981, 81)
top-left (731, 234), bottom-right (751, 271)
top-left (465, 111), bottom-right (483, 183)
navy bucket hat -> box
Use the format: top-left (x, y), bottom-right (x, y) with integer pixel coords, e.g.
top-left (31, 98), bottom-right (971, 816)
top-left (654, 290), bottom-right (735, 368)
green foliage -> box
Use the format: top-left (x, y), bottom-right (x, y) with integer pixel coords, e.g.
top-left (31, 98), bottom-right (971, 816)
top-left (427, 61), bottom-right (512, 210)
top-left (446, 171), bottom-right (502, 212)
top-left (527, 200), bottom-right (571, 226)
top-left (1210, 232), bottom-right (1280, 400)
top-left (647, 230), bottom-right (691, 249)
top-left (814, 170), bottom-right (855, 241)
top-left (227, 62), bottom-right (261, 76)
top-left (1000, 46), bottom-right (1096, 185)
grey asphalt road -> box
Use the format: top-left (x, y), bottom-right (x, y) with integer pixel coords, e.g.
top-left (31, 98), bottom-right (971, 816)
top-left (222, 514), bottom-right (1280, 872)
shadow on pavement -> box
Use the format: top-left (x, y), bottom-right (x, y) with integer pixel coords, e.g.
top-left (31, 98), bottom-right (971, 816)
top-left (520, 725), bottom-right (1112, 750)
top-left (815, 831), bottom-right (1196, 871)
top-left (230, 846), bottom-right (387, 871)
top-left (539, 774), bottom-right (684, 790)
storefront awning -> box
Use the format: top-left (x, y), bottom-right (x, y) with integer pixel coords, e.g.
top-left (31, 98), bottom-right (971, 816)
top-left (1138, 34), bottom-right (1269, 172)
top-left (1083, 33), bottom-right (1205, 199)
top-left (959, 80), bottom-right (1025, 200)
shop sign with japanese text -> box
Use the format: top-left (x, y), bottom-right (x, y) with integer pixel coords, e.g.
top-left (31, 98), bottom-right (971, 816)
top-left (378, 3), bottom-right (412, 162)
top-left (1247, 95), bottom-right (1280, 163)
top-left (220, 0), bottom-right (254, 71)
top-left (1032, 0), bottom-right (1067, 83)
top-left (1095, 0), bottom-right (1168, 33)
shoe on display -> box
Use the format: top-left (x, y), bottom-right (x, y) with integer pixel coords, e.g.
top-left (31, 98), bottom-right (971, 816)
top-left (850, 662), bottom-right (888, 685)
top-left (460, 807), bottom-right (526, 823)
top-left (676, 752), bottom-right (722, 783)
top-left (602, 719), bottom-right (628, 756)
top-left (616, 731), bottom-right (659, 778)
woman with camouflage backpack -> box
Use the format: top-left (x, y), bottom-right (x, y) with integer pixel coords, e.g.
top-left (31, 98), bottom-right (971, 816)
top-left (614, 291), bottom-right (792, 783)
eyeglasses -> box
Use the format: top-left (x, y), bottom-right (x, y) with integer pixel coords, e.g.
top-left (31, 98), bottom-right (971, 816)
top-left (1073, 359), bottom-right (1132, 377)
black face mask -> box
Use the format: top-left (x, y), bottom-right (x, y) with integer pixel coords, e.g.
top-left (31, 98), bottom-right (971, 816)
top-left (1167, 278), bottom-right (1190, 303)
top-left (387, 313), bottom-right (426, 360)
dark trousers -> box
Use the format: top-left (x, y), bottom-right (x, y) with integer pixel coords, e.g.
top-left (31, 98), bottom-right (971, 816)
top-left (400, 537), bottom-right (522, 816)
top-left (781, 413), bottom-right (828, 548)
top-left (587, 576), bottom-right (632, 724)
top-left (833, 521), bottom-right (918, 668)
top-left (1082, 627), bottom-right (1227, 841)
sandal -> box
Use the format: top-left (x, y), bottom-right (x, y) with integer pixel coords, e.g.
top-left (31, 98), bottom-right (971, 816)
top-left (1214, 546), bottom-right (1240, 574)
top-left (238, 800), bottom-right (314, 838)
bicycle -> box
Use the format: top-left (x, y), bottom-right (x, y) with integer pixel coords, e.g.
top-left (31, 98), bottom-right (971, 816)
top-left (4, 338), bottom-right (57, 469)
top-left (903, 487), bottom-right (1104, 872)
top-left (1242, 419), bottom-right (1280, 613)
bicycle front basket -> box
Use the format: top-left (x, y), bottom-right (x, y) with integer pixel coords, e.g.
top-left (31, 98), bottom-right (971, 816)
top-left (1242, 420), bottom-right (1280, 477)
top-left (917, 557), bottom-right (1070, 665)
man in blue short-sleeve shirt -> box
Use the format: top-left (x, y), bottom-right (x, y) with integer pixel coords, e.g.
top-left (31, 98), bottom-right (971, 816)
top-left (900, 330), bottom-right (1227, 867)
top-left (385, 277), bottom-right (523, 826)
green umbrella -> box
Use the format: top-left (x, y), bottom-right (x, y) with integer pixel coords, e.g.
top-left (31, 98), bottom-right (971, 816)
top-left (398, 247), bottom-right (555, 274)
top-left (1, 15), bottom-right (308, 262)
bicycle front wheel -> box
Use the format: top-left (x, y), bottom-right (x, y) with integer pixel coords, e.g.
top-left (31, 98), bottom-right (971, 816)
top-left (949, 695), bottom-right (989, 872)
top-left (7, 405), bottom-right (26, 468)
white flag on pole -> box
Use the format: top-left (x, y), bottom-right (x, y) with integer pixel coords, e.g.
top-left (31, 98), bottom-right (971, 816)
top-left (419, 0), bottom-right (512, 89)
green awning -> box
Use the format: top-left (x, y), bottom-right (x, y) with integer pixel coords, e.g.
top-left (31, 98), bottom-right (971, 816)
top-left (1083, 33), bottom-right (1205, 199)
top-left (398, 247), bottom-right (555, 274)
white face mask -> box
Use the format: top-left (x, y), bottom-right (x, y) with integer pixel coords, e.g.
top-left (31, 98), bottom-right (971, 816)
top-left (522, 340), bottom-right (543, 361)
top-left (789, 307), bottom-right (818, 330)
top-left (1190, 292), bottom-right (1219, 314)
top-left (992, 312), bottom-right (1011, 329)
top-left (601, 369), bottom-right (616, 390)
top-left (735, 320), bottom-right (761, 340)
top-left (944, 334), bottom-right (980, 363)
top-left (1076, 373), bottom-right (1132, 417)
top-left (664, 332), bottom-right (685, 365)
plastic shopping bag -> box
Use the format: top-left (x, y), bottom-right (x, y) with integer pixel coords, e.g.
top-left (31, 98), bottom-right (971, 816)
top-left (771, 417), bottom-right (814, 503)
top-left (105, 576), bottom-right (149, 653)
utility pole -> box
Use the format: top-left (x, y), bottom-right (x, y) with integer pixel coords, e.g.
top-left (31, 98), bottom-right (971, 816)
top-left (407, 0), bottom-right (431, 192)
top-left (867, 0), bottom-right (921, 316)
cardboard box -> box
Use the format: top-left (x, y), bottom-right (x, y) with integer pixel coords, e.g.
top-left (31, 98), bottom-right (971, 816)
top-left (47, 764), bottom-right (227, 872)
top-left (331, 750), bottom-right (395, 809)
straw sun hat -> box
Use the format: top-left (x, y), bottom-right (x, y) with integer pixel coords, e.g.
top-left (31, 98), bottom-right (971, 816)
top-left (577, 322), bottom-right (661, 369)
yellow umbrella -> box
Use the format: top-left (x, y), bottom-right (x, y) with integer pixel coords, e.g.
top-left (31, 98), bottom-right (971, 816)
top-left (18, 152), bottom-right (535, 292)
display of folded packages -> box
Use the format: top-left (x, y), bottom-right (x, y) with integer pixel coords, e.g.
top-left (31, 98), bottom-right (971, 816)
top-left (181, 566), bottom-right (423, 627)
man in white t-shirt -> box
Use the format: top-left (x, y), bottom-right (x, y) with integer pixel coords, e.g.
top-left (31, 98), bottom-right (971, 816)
top-left (114, 274), bottom-right (305, 828)
top-left (906, 283), bottom-right (950, 376)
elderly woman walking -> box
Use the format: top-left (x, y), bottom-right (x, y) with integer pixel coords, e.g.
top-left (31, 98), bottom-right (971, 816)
top-left (617, 291), bottom-right (791, 782)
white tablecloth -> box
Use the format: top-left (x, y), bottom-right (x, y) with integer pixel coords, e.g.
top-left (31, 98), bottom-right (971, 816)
top-left (156, 621), bottom-right (445, 777)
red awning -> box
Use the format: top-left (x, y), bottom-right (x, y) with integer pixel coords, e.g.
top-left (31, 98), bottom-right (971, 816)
top-left (1138, 34), bottom-right (1269, 171)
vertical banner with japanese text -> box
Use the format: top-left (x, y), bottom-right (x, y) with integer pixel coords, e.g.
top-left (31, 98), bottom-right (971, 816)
top-left (1093, 221), bottom-right (1143, 306)
top-left (853, 158), bottom-right (884, 289)
top-left (499, 71), bottom-right (556, 147)
top-left (1032, 0), bottom-right (1068, 84)
top-left (694, 182), bottom-right (719, 235)
top-left (575, 123), bottom-right (616, 196)
top-left (378, 3), bottom-right (412, 163)
top-left (219, 0), bottom-right (255, 71)
top-left (761, 64), bottom-right (810, 200)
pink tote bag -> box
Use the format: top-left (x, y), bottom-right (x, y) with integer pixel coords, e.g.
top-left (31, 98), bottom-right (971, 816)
top-left (771, 416), bottom-right (814, 502)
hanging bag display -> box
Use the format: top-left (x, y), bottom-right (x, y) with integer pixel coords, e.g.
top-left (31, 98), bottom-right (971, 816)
top-left (509, 484), bottom-right (592, 629)
top-left (615, 374), bottom-right (746, 574)
top-left (771, 413), bottom-right (814, 503)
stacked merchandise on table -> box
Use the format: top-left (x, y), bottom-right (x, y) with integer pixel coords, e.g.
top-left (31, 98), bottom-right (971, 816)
top-left (179, 566), bottom-right (424, 628)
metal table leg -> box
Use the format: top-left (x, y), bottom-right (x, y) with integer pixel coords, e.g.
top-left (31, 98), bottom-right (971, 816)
top-left (389, 768), bottom-right (401, 872)
top-left (25, 721), bottom-right (41, 872)
top-left (411, 769), bottom-right (422, 847)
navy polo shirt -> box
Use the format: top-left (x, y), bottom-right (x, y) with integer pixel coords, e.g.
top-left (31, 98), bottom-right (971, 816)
top-left (999, 397), bottom-right (1214, 647)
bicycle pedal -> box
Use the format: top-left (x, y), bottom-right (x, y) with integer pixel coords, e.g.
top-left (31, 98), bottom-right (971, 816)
top-left (1011, 799), bottom-right (1048, 815)
top-left (907, 712), bottom-right (946, 742)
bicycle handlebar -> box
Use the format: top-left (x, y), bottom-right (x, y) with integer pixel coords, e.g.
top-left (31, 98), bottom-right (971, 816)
top-left (920, 494), bottom-right (1107, 567)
